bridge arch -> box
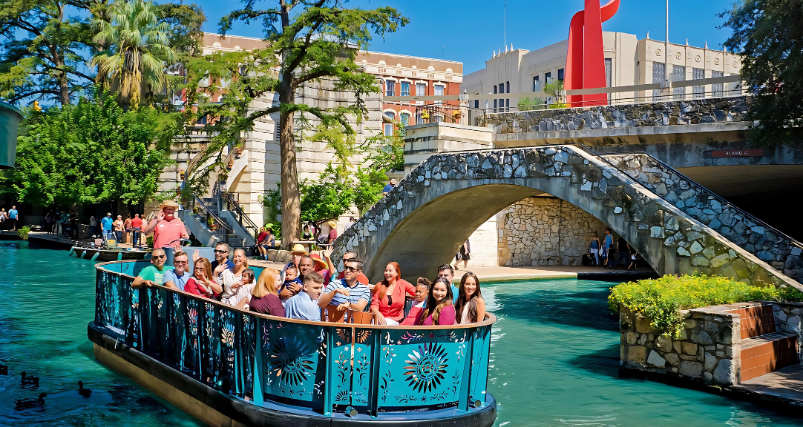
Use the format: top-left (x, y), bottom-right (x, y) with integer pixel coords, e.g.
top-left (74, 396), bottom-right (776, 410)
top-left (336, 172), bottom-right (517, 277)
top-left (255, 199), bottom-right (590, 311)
top-left (333, 146), bottom-right (799, 290)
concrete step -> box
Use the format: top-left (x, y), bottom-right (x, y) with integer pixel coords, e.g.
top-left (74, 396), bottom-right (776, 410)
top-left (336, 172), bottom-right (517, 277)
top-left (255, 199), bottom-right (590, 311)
top-left (741, 331), bottom-right (799, 381)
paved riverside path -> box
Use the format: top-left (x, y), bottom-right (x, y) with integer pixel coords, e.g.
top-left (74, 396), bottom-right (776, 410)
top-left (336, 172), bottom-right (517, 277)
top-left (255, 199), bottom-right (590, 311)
top-left (730, 364), bottom-right (803, 412)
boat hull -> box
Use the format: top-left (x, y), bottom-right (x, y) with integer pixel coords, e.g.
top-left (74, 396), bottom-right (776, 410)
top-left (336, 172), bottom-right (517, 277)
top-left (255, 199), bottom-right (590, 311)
top-left (71, 247), bottom-right (150, 262)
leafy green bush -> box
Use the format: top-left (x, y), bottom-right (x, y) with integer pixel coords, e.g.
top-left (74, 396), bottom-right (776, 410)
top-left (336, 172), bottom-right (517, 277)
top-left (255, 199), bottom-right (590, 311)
top-left (17, 226), bottom-right (30, 240)
top-left (609, 274), bottom-right (803, 338)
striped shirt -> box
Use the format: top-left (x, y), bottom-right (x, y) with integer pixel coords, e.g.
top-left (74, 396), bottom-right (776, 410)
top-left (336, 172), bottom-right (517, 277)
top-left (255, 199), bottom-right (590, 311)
top-left (324, 279), bottom-right (371, 307)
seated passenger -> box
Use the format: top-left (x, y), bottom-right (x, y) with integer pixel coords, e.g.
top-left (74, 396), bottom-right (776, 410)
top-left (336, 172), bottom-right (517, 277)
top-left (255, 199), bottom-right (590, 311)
top-left (279, 252), bottom-right (311, 301)
top-left (285, 272), bottom-right (325, 321)
top-left (401, 278), bottom-right (431, 326)
top-left (455, 271), bottom-right (486, 324)
top-left (336, 250), bottom-right (369, 286)
top-left (249, 268), bottom-right (285, 317)
top-left (163, 251), bottom-right (191, 291)
top-left (278, 265), bottom-right (302, 306)
top-left (436, 264), bottom-right (460, 298)
top-left (217, 248), bottom-right (252, 307)
top-left (415, 278), bottom-right (456, 326)
top-left (370, 262), bottom-right (415, 325)
top-left (318, 259), bottom-right (370, 313)
top-left (185, 257), bottom-right (221, 299)
top-left (131, 248), bottom-right (174, 288)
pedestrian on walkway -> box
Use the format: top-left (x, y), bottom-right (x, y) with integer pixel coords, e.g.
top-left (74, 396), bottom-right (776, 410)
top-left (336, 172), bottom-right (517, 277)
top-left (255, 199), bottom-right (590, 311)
top-left (89, 216), bottom-right (98, 238)
top-left (8, 206), bottom-right (19, 231)
top-left (0, 208), bottom-right (6, 231)
top-left (603, 228), bottom-right (613, 268)
top-left (124, 213), bottom-right (133, 244)
top-left (455, 239), bottom-right (471, 271)
top-left (101, 213), bottom-right (114, 241)
top-left (45, 211), bottom-right (54, 234)
top-left (615, 237), bottom-right (629, 269)
top-left (382, 178), bottom-right (396, 196)
top-left (588, 232), bottom-right (601, 266)
top-left (113, 215), bottom-right (124, 243)
top-left (130, 213), bottom-right (143, 247)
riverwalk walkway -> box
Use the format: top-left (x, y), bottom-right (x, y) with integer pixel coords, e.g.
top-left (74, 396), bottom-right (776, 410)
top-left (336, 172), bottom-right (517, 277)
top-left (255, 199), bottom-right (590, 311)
top-left (730, 364), bottom-right (803, 413)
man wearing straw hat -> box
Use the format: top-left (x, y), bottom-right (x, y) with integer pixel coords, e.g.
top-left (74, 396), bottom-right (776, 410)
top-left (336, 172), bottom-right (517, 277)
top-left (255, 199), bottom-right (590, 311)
top-left (141, 200), bottom-right (188, 250)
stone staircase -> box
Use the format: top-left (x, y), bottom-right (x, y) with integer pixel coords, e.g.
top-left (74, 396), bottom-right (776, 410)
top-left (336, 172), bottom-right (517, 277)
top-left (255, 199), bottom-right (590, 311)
top-left (603, 153), bottom-right (803, 283)
top-left (198, 197), bottom-right (252, 250)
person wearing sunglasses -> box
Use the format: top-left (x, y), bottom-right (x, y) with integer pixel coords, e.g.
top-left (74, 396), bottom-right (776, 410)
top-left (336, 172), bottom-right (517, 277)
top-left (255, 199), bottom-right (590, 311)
top-left (132, 248), bottom-right (175, 288)
top-left (163, 251), bottom-right (192, 291)
top-left (336, 250), bottom-right (369, 287)
top-left (317, 259), bottom-right (370, 314)
top-left (369, 262), bottom-right (415, 326)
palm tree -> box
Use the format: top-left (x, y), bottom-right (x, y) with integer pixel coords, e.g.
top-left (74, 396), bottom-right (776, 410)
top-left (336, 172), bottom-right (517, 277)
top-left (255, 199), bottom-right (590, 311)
top-left (92, 0), bottom-right (177, 108)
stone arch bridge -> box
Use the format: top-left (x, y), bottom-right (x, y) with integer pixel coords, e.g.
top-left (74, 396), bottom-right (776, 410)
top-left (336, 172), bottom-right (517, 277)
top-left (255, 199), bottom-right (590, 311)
top-left (332, 145), bottom-right (801, 291)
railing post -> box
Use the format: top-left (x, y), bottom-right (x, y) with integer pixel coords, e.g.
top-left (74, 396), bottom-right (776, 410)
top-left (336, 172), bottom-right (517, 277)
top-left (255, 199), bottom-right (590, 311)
top-left (252, 318), bottom-right (264, 405)
top-left (323, 326), bottom-right (335, 416)
top-left (458, 328), bottom-right (475, 412)
top-left (368, 330), bottom-right (381, 417)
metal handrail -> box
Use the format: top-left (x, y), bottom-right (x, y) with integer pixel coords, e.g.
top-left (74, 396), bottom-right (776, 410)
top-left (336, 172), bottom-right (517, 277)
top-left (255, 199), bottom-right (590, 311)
top-left (223, 192), bottom-right (259, 238)
top-left (601, 151), bottom-right (803, 249)
top-left (192, 194), bottom-right (232, 232)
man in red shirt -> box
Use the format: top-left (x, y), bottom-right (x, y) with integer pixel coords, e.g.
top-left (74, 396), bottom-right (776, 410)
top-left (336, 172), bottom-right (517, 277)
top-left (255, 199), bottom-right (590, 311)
top-left (130, 213), bottom-right (143, 247)
top-left (141, 200), bottom-right (188, 250)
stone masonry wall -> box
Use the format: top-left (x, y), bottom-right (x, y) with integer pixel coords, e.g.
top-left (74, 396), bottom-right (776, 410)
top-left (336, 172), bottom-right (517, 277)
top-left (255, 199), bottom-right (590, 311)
top-left (498, 197), bottom-right (608, 266)
top-left (480, 97), bottom-right (748, 134)
top-left (608, 153), bottom-right (802, 283)
top-left (772, 302), bottom-right (803, 363)
top-left (620, 304), bottom-right (741, 386)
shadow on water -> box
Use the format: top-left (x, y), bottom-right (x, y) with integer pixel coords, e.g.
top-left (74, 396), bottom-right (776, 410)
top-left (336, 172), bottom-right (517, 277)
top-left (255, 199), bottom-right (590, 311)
top-left (494, 285), bottom-right (619, 332)
top-left (567, 343), bottom-right (622, 379)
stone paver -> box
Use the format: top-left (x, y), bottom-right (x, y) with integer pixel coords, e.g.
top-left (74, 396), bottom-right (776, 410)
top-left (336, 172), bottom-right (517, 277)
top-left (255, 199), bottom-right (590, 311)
top-left (731, 364), bottom-right (803, 406)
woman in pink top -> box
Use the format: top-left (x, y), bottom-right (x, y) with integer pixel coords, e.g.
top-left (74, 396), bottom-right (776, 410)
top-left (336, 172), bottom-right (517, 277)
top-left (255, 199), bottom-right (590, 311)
top-left (370, 262), bottom-right (415, 325)
top-left (415, 278), bottom-right (456, 326)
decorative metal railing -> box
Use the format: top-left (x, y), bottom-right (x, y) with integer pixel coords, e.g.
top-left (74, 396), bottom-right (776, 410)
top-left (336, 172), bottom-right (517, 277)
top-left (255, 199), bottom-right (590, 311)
top-left (223, 192), bottom-right (260, 240)
top-left (94, 261), bottom-right (494, 417)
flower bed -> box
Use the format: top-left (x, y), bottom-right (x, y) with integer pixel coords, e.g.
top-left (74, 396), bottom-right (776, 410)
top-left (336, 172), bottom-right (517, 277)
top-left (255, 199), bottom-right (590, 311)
top-left (609, 274), bottom-right (803, 339)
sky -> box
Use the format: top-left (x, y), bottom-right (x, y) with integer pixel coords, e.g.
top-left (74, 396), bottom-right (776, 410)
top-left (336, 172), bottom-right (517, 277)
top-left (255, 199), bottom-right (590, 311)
top-left (192, 0), bottom-right (739, 74)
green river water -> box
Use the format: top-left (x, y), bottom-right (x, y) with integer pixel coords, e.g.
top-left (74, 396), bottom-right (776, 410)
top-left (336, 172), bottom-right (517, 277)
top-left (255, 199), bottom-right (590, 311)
top-left (0, 241), bottom-right (800, 426)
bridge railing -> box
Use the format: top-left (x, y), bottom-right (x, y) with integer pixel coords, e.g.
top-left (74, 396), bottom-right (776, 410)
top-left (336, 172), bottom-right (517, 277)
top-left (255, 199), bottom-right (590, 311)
top-left (94, 261), bottom-right (494, 417)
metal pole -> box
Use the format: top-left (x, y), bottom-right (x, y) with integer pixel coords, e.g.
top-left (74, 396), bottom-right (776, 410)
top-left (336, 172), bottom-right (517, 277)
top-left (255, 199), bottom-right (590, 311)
top-left (665, 0), bottom-right (670, 97)
top-left (504, 0), bottom-right (507, 48)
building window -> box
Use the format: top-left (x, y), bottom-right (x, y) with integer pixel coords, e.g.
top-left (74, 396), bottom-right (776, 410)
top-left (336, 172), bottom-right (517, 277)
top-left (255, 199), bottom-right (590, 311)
top-left (712, 70), bottom-right (724, 97)
top-left (498, 83), bottom-right (504, 94)
top-left (434, 84), bottom-right (444, 105)
top-left (604, 59), bottom-right (612, 87)
top-left (474, 100), bottom-right (479, 109)
top-left (506, 81), bottom-right (510, 93)
top-left (399, 112), bottom-right (409, 135)
top-left (693, 68), bottom-right (705, 99)
top-left (652, 62), bottom-right (665, 101)
top-left (558, 68), bottom-right (565, 82)
top-left (494, 86), bottom-right (498, 94)
top-left (401, 81), bottom-right (410, 97)
top-left (533, 75), bottom-right (540, 92)
top-left (384, 111), bottom-right (395, 136)
top-left (416, 112), bottom-right (425, 125)
top-left (416, 82), bottom-right (426, 105)
top-left (545, 72), bottom-right (552, 83)
top-left (386, 80), bottom-right (395, 96)
top-left (499, 98), bottom-right (504, 112)
top-left (505, 99), bottom-right (510, 111)
top-left (493, 99), bottom-right (498, 112)
top-left (673, 65), bottom-right (686, 100)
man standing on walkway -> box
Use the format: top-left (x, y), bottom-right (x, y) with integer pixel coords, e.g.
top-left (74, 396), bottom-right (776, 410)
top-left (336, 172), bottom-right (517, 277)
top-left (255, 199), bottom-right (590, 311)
top-left (8, 205), bottom-right (18, 231)
top-left (141, 200), bottom-right (188, 250)
top-left (101, 213), bottom-right (114, 241)
top-left (130, 213), bottom-right (143, 247)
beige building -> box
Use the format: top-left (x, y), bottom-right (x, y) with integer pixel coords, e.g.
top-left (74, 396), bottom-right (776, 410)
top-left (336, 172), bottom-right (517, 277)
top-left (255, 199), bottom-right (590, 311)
top-left (462, 32), bottom-right (742, 110)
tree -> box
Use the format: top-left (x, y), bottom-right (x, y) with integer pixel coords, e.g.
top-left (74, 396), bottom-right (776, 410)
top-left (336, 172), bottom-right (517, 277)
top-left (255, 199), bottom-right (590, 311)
top-left (92, 0), bottom-right (178, 109)
top-left (0, 0), bottom-right (98, 105)
top-left (720, 0), bottom-right (803, 147)
top-left (517, 96), bottom-right (543, 111)
top-left (11, 93), bottom-right (179, 207)
top-left (200, 0), bottom-right (407, 248)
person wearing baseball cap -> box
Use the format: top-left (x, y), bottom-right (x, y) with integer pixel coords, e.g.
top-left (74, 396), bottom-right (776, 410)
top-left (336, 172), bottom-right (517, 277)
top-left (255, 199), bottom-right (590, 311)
top-left (141, 200), bottom-right (189, 250)
top-left (101, 212), bottom-right (114, 241)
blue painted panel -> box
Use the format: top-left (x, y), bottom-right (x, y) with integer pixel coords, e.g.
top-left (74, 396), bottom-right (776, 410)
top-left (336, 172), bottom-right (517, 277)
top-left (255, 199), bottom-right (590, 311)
top-left (470, 325), bottom-right (491, 405)
top-left (351, 328), bottom-right (375, 408)
top-left (260, 320), bottom-right (326, 405)
top-left (329, 327), bottom-right (354, 406)
top-left (377, 329), bottom-right (469, 408)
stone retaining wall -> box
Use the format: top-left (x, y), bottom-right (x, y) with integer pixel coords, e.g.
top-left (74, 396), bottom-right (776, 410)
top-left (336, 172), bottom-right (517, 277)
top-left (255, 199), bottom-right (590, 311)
top-left (620, 304), bottom-right (740, 386)
top-left (498, 197), bottom-right (608, 266)
top-left (480, 97), bottom-right (748, 135)
top-left (772, 301), bottom-right (803, 362)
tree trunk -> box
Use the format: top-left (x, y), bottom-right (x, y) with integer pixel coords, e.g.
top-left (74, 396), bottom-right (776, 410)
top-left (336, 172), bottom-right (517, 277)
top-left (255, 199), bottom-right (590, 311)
top-left (279, 98), bottom-right (301, 249)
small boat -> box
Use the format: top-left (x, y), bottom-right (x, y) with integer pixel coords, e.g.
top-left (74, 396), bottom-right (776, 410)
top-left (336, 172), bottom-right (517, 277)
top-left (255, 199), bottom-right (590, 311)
top-left (70, 246), bottom-right (151, 262)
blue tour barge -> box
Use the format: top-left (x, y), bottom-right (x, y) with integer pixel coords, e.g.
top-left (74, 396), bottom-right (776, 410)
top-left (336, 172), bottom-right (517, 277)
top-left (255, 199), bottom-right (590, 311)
top-left (89, 260), bottom-right (497, 426)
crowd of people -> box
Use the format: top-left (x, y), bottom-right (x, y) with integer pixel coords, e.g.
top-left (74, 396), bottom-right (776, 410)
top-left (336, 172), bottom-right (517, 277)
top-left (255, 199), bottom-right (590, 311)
top-left (131, 241), bottom-right (488, 326)
top-left (588, 228), bottom-right (639, 270)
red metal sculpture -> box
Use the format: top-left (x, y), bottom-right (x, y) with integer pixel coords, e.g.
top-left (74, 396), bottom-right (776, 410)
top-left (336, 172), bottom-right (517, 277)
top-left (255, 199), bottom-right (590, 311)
top-left (565, 0), bottom-right (620, 107)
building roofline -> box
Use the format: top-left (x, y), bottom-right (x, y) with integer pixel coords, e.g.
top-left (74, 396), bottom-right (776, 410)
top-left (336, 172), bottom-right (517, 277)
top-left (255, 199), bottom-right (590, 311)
top-left (359, 50), bottom-right (462, 65)
top-left (204, 32), bottom-right (266, 42)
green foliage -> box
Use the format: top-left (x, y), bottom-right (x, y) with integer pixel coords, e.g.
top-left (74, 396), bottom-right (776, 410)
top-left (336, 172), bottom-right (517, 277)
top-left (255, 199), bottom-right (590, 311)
top-left (92, 0), bottom-right (178, 109)
top-left (299, 164), bottom-right (356, 224)
top-left (11, 93), bottom-right (179, 207)
top-left (609, 274), bottom-right (803, 338)
top-left (353, 167), bottom-right (388, 213)
top-left (363, 122), bottom-right (405, 173)
top-left (517, 96), bottom-right (543, 111)
top-left (189, 0), bottom-right (408, 246)
top-left (720, 0), bottom-right (803, 147)
top-left (17, 225), bottom-right (30, 240)
top-left (543, 80), bottom-right (565, 109)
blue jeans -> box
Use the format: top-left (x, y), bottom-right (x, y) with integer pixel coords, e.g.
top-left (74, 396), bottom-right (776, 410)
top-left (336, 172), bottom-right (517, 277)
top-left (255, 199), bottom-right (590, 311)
top-left (132, 228), bottom-right (141, 246)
